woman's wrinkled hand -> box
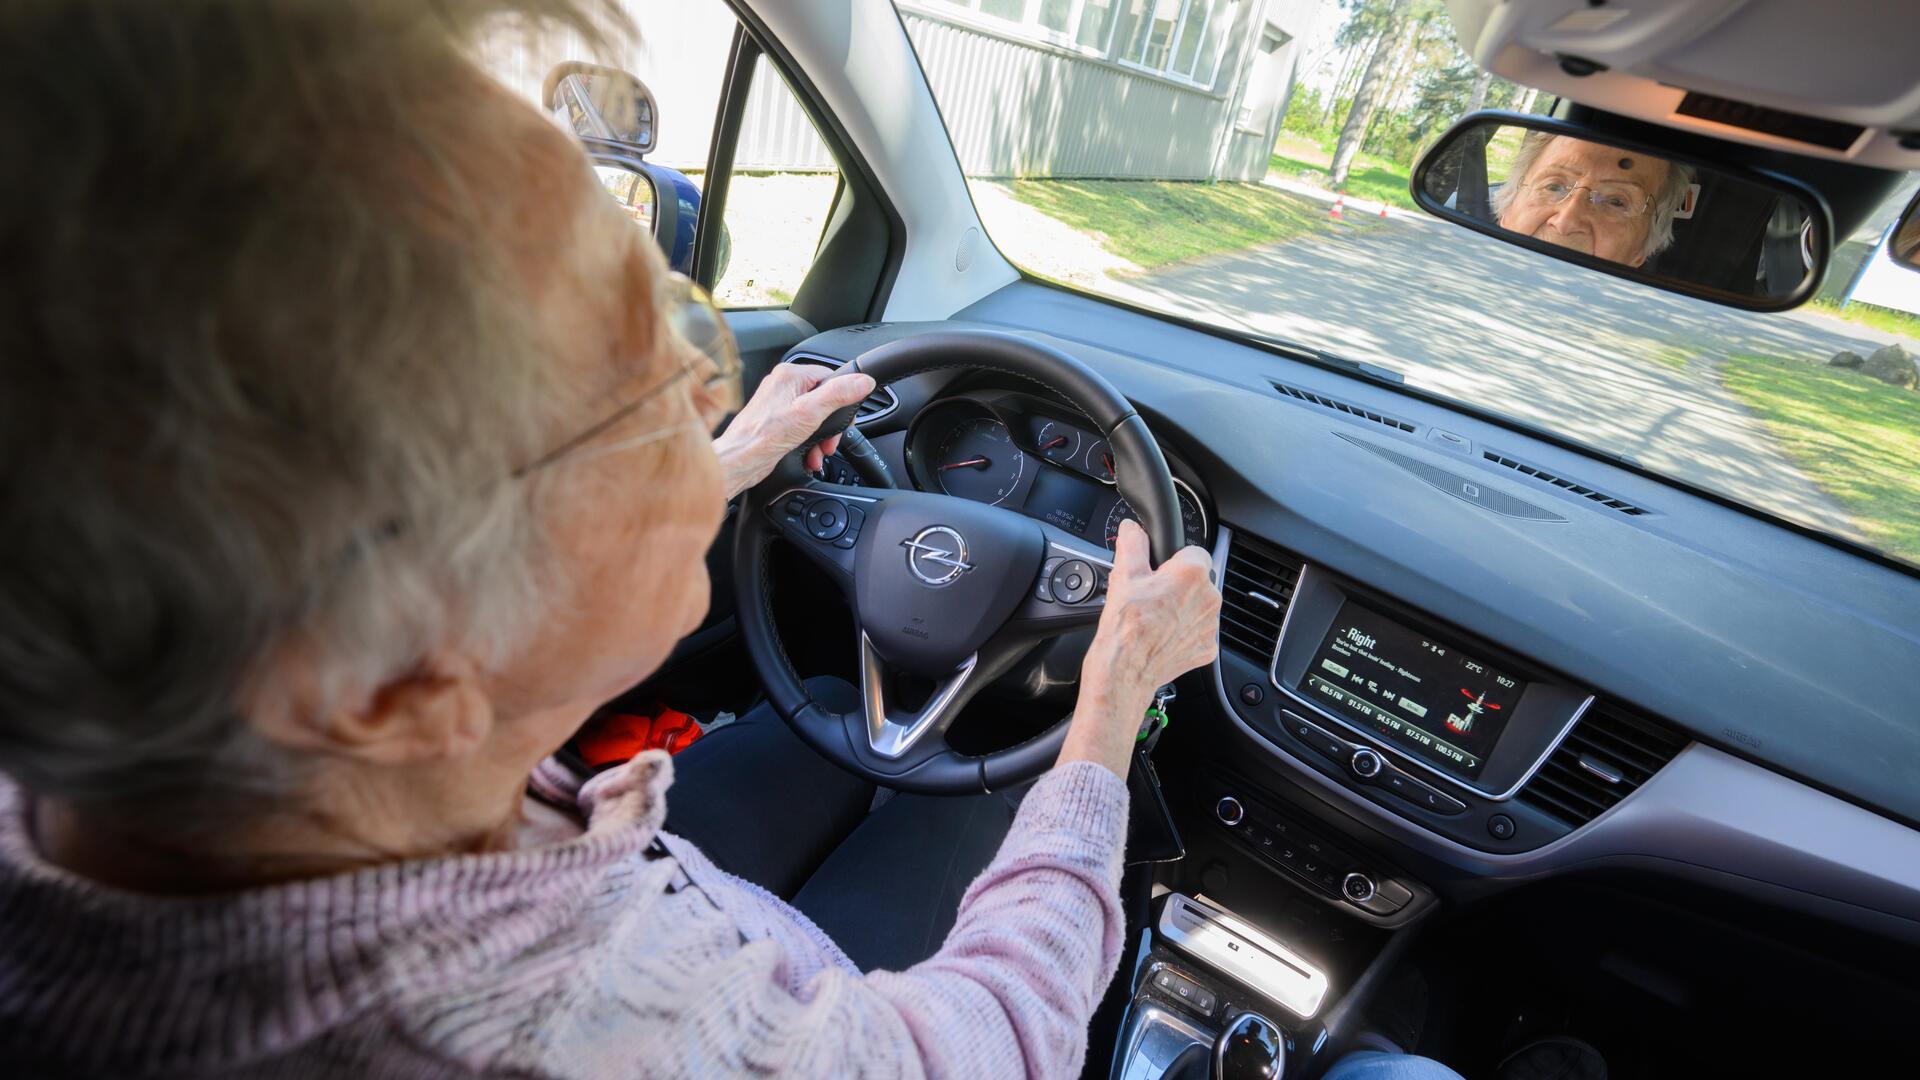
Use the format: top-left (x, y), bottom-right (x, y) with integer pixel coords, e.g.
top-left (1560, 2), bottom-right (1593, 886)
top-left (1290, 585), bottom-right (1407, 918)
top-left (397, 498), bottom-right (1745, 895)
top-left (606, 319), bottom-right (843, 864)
top-left (713, 365), bottom-right (877, 499)
top-left (1060, 518), bottom-right (1221, 777)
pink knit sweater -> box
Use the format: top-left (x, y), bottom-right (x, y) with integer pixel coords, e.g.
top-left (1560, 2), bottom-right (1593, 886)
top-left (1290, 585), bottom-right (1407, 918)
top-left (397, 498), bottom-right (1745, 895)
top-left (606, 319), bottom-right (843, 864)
top-left (0, 752), bottom-right (1131, 1077)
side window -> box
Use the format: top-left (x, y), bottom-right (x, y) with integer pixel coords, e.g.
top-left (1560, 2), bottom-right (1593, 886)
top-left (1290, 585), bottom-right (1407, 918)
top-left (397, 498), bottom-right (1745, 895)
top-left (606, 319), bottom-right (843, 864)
top-left (480, 4), bottom-right (840, 310)
top-left (710, 57), bottom-right (842, 309)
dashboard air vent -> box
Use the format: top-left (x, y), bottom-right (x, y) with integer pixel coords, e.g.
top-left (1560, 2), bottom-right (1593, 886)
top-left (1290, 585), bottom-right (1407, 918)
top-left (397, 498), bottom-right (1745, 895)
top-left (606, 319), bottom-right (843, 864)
top-left (1270, 382), bottom-right (1415, 433)
top-left (786, 354), bottom-right (898, 423)
top-left (1520, 701), bottom-right (1689, 828)
top-left (1220, 530), bottom-right (1303, 663)
top-left (1483, 451), bottom-right (1646, 515)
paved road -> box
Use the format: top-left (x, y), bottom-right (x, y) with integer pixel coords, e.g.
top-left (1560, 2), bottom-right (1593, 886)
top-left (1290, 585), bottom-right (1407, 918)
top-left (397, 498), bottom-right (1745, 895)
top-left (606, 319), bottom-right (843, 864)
top-left (1101, 214), bottom-right (1909, 541)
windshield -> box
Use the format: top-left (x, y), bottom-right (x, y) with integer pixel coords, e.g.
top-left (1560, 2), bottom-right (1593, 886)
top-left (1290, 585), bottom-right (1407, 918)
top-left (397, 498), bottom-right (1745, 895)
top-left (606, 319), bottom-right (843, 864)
top-left (892, 0), bottom-right (1920, 568)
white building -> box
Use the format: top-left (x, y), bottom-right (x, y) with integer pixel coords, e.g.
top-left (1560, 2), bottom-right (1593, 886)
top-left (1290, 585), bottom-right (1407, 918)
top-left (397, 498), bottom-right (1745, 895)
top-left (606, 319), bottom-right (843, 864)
top-left (490, 0), bottom-right (1330, 182)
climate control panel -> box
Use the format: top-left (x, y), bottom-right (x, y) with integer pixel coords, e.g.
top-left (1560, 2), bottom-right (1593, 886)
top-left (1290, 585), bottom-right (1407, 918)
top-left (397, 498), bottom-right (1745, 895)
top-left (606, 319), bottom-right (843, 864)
top-left (1206, 778), bottom-right (1418, 921)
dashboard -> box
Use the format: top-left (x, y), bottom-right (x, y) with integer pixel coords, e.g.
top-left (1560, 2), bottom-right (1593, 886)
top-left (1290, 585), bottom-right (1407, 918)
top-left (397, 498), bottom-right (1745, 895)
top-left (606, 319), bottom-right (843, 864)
top-left (901, 391), bottom-right (1210, 552)
top-left (779, 286), bottom-right (1920, 938)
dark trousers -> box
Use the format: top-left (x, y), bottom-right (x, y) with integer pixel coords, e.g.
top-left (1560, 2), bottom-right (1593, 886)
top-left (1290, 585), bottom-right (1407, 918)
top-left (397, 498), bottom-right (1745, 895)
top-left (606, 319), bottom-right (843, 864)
top-left (661, 676), bottom-right (1019, 972)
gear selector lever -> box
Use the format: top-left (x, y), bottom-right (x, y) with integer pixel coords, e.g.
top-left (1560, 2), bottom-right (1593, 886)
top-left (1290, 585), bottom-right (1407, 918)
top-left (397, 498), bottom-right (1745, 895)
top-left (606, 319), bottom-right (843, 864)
top-left (1215, 1011), bottom-right (1284, 1080)
top-left (1163, 1009), bottom-right (1285, 1080)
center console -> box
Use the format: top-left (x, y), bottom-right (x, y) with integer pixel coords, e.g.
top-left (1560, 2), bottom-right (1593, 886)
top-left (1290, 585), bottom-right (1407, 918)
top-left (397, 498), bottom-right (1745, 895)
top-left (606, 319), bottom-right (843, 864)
top-left (1113, 892), bottom-right (1323, 1080)
top-left (1212, 528), bottom-right (1598, 858)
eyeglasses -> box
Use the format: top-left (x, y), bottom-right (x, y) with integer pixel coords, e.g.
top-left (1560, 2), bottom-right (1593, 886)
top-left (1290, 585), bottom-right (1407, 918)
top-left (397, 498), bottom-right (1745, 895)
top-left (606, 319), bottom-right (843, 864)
top-left (1519, 178), bottom-right (1654, 220)
top-left (514, 272), bottom-right (742, 477)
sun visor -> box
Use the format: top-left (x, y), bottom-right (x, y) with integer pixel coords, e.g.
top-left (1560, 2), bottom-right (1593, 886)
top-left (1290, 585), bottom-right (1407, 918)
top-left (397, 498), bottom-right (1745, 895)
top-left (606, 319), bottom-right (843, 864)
top-left (1444, 0), bottom-right (1920, 169)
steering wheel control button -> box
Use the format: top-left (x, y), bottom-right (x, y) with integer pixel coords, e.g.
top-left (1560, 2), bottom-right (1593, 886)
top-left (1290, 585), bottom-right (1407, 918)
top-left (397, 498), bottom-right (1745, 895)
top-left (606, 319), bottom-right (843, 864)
top-left (806, 500), bottom-right (849, 542)
top-left (1035, 556), bottom-right (1064, 602)
top-left (831, 505), bottom-right (866, 549)
top-left (1350, 748), bottom-right (1384, 779)
top-left (1215, 796), bottom-right (1245, 826)
top-left (1239, 683), bottom-right (1265, 706)
top-left (1487, 813), bottom-right (1517, 840)
top-left (1378, 766), bottom-right (1469, 816)
top-left (1341, 872), bottom-right (1377, 904)
top-left (781, 494), bottom-right (809, 519)
top-left (1051, 558), bottom-right (1097, 604)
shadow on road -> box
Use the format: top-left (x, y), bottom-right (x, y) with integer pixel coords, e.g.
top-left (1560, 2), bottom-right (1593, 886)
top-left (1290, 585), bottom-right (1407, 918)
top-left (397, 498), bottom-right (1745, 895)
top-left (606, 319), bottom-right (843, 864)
top-left (1101, 220), bottom-right (1903, 540)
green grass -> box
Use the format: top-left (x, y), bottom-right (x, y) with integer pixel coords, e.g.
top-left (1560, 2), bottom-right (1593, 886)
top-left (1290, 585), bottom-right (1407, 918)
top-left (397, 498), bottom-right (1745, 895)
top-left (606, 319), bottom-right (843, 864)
top-left (1644, 344), bottom-right (1696, 370)
top-left (1268, 150), bottom-right (1417, 211)
top-left (1004, 179), bottom-right (1359, 270)
top-left (1720, 353), bottom-right (1920, 562)
top-left (1809, 298), bottom-right (1920, 342)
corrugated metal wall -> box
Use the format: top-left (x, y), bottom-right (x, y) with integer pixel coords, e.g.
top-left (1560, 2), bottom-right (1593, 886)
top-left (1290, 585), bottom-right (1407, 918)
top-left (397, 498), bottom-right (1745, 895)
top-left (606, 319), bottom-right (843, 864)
top-left (733, 64), bottom-right (836, 172)
top-left (903, 11), bottom-right (1235, 180)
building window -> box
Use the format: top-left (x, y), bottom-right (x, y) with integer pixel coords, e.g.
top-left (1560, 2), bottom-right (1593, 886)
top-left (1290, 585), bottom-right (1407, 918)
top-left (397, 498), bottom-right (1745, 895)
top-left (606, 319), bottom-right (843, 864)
top-left (934, 0), bottom-right (1120, 53)
top-left (1123, 0), bottom-right (1236, 87)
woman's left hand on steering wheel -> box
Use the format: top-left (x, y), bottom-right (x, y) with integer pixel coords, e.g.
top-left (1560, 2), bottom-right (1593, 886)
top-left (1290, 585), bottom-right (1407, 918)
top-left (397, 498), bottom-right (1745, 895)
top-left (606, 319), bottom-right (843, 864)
top-left (714, 364), bottom-right (876, 498)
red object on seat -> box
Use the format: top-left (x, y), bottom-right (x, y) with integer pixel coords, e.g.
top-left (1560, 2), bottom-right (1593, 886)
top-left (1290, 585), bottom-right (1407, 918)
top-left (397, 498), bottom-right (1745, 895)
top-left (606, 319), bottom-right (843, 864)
top-left (577, 706), bottom-right (703, 766)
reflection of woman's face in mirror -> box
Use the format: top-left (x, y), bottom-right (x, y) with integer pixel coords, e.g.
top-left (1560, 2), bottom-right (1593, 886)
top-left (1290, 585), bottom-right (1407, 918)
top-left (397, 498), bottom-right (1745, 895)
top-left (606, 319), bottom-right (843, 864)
top-left (1497, 136), bottom-right (1670, 267)
top-left (1894, 208), bottom-right (1920, 269)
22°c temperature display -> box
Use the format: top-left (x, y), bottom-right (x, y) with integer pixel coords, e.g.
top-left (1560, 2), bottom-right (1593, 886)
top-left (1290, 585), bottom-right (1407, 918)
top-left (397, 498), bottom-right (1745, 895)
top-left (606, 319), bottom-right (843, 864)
top-left (1300, 602), bottom-right (1526, 780)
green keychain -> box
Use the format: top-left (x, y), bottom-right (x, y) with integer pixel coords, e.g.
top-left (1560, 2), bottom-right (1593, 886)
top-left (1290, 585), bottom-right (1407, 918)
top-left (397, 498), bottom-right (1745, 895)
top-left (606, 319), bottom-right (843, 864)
top-left (1136, 685), bottom-right (1176, 742)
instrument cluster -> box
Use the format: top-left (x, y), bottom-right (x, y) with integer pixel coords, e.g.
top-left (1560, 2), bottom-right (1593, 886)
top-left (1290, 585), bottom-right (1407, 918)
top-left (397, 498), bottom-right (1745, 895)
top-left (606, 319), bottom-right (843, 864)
top-left (903, 392), bottom-right (1210, 551)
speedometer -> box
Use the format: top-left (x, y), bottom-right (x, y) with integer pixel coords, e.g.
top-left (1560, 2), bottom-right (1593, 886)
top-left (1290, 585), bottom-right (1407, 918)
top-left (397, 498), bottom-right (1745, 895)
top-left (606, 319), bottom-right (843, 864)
top-left (935, 417), bottom-right (1026, 505)
top-left (1103, 479), bottom-right (1208, 549)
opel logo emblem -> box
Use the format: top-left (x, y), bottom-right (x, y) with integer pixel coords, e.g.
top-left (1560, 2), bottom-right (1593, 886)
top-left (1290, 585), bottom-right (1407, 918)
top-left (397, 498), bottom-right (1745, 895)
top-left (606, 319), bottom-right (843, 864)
top-left (902, 526), bottom-right (973, 586)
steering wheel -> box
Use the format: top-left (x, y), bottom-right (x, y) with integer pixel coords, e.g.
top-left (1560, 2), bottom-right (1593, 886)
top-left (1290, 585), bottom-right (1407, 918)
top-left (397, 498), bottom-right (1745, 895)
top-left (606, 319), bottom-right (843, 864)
top-left (732, 330), bottom-right (1182, 794)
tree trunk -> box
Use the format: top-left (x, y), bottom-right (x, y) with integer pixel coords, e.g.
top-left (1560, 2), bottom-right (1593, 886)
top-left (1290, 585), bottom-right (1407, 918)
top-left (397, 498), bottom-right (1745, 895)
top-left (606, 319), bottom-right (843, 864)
top-left (1465, 70), bottom-right (1493, 114)
top-left (1515, 85), bottom-right (1540, 114)
top-left (1320, 35), bottom-right (1374, 128)
top-left (1330, 0), bottom-right (1413, 188)
top-left (1363, 18), bottom-right (1425, 152)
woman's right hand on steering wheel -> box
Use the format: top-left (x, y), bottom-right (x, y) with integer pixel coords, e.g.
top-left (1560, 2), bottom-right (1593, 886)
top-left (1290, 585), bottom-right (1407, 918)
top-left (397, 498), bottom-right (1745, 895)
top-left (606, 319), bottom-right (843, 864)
top-left (1059, 518), bottom-right (1222, 778)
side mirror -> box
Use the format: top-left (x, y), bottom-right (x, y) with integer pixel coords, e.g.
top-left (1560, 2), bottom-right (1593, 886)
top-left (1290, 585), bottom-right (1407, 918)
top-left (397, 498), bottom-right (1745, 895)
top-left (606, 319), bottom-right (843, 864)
top-left (589, 158), bottom-right (704, 276)
top-left (1890, 188), bottom-right (1920, 274)
top-left (544, 62), bottom-right (656, 153)
top-left (1411, 112), bottom-right (1830, 311)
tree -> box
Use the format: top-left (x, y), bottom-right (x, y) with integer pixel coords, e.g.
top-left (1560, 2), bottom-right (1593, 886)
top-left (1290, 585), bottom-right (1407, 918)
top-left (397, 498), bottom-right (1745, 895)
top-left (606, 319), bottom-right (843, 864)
top-left (1329, 0), bottom-right (1413, 188)
top-left (1464, 69), bottom-right (1493, 113)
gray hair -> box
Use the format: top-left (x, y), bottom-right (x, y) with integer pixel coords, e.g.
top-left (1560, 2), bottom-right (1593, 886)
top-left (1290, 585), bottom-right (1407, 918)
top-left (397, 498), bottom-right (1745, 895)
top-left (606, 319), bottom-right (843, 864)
top-left (0, 0), bottom-right (629, 810)
top-left (1492, 130), bottom-right (1697, 262)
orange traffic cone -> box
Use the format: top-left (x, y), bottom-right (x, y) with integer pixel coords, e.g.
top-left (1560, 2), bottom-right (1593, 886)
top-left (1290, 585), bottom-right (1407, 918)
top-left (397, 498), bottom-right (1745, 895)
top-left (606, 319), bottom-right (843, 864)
top-left (1330, 196), bottom-right (1344, 221)
top-left (1379, 202), bottom-right (1389, 218)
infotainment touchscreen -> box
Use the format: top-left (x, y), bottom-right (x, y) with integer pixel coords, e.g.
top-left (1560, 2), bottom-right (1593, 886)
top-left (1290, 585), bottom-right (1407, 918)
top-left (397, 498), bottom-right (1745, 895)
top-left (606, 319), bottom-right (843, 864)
top-left (1300, 601), bottom-right (1526, 780)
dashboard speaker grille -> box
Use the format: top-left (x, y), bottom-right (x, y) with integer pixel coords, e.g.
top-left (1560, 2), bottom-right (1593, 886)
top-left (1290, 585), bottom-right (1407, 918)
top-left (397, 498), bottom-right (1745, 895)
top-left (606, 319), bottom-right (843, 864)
top-left (1270, 382), bottom-right (1415, 433)
top-left (1520, 701), bottom-right (1689, 828)
top-left (1482, 451), bottom-right (1646, 515)
top-left (1220, 530), bottom-right (1303, 663)
top-left (785, 354), bottom-right (898, 422)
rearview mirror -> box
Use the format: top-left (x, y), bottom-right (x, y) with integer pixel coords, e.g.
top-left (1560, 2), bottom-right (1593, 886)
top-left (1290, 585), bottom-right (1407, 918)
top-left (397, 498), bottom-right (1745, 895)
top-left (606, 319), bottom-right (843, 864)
top-left (544, 61), bottom-right (656, 153)
top-left (1890, 188), bottom-right (1920, 274)
top-left (1412, 113), bottom-right (1828, 311)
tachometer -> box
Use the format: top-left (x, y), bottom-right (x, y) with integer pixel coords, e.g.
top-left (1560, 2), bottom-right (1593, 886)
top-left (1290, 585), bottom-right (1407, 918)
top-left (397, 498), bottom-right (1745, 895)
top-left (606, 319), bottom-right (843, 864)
top-left (1033, 419), bottom-right (1082, 465)
top-left (1103, 479), bottom-right (1209, 549)
top-left (936, 417), bottom-right (1026, 505)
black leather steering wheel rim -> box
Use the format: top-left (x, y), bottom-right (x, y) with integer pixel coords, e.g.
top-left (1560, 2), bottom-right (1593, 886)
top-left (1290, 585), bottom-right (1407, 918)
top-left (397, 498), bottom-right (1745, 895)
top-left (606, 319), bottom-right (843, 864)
top-left (732, 330), bottom-right (1180, 794)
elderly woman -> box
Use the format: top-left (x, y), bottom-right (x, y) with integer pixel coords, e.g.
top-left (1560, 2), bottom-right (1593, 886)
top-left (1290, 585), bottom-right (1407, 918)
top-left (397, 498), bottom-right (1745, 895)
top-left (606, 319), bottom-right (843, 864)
top-left (1494, 131), bottom-right (1696, 267)
top-left (0, 1), bottom-right (1225, 1076)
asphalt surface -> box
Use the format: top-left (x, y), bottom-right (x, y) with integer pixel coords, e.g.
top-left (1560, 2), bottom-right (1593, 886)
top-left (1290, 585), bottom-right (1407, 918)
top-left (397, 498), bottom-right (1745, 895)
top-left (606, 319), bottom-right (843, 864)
top-left (1100, 212), bottom-right (1909, 541)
